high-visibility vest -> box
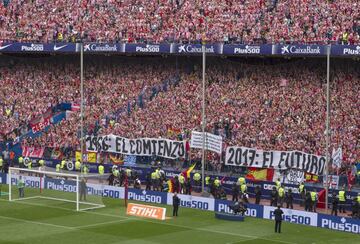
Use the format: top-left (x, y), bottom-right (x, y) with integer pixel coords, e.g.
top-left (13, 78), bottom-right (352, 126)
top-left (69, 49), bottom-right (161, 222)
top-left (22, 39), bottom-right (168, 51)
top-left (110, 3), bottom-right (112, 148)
top-left (75, 161), bottom-right (81, 170)
top-left (240, 184), bottom-right (247, 193)
top-left (82, 166), bottom-right (89, 175)
top-left (179, 175), bottom-right (185, 184)
top-left (39, 160), bottom-right (45, 166)
top-left (151, 172), bottom-right (157, 180)
top-left (0, 158), bottom-right (3, 167)
top-left (18, 157), bottom-right (24, 164)
top-left (193, 173), bottom-right (201, 181)
top-left (214, 179), bottom-right (220, 187)
top-left (278, 187), bottom-right (285, 197)
top-left (28, 162), bottom-right (32, 169)
top-left (98, 165), bottom-right (104, 175)
top-left (113, 169), bottom-right (119, 177)
top-left (339, 191), bottom-right (345, 202)
top-left (311, 192), bottom-right (317, 201)
top-left (56, 164), bottom-right (61, 172)
top-left (205, 176), bottom-right (210, 185)
top-left (357, 196), bottom-right (360, 204)
top-left (299, 184), bottom-right (304, 193)
top-left (126, 169), bottom-right (132, 177)
top-left (61, 160), bottom-right (66, 169)
top-left (275, 181), bottom-right (281, 189)
top-left (238, 177), bottom-right (245, 185)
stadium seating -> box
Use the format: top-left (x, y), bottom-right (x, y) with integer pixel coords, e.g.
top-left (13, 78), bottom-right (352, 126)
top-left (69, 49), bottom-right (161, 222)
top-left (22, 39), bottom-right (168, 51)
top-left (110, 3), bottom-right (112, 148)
top-left (0, 0), bottom-right (359, 44)
top-left (1, 57), bottom-right (358, 171)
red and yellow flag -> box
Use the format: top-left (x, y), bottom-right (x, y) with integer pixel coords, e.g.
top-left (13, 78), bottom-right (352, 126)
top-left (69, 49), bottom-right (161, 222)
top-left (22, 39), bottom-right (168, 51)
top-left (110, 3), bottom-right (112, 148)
top-left (182, 163), bottom-right (197, 179)
top-left (246, 168), bottom-right (274, 181)
top-left (167, 179), bottom-right (174, 193)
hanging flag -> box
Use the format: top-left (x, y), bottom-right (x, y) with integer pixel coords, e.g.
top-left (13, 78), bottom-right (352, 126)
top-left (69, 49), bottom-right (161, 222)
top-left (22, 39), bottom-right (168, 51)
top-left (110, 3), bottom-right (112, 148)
top-left (167, 179), bottom-right (174, 193)
top-left (109, 154), bottom-right (124, 165)
top-left (182, 163), bottom-right (197, 179)
top-left (246, 168), bottom-right (274, 181)
top-left (332, 147), bottom-right (342, 168)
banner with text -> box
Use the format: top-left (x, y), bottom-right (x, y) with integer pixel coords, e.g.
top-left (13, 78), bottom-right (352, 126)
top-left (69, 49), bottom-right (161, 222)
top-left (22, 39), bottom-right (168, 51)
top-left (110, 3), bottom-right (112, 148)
top-left (190, 131), bottom-right (222, 154)
top-left (86, 135), bottom-right (186, 159)
top-left (225, 146), bottom-right (326, 175)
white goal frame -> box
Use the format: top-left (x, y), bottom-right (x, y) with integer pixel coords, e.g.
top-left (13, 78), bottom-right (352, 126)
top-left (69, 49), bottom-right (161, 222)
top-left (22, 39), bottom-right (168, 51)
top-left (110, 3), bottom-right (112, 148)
top-left (8, 167), bottom-right (105, 211)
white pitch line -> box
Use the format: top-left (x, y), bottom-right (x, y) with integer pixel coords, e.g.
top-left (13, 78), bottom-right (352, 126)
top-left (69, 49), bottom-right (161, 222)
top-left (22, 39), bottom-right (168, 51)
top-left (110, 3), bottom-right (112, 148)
top-left (0, 199), bottom-right (297, 244)
top-left (0, 215), bottom-right (75, 230)
top-left (76, 218), bottom-right (131, 229)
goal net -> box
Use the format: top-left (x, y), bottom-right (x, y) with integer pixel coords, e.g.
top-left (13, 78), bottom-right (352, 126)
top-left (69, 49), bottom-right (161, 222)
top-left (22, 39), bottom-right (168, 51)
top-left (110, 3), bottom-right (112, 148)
top-left (8, 167), bottom-right (106, 211)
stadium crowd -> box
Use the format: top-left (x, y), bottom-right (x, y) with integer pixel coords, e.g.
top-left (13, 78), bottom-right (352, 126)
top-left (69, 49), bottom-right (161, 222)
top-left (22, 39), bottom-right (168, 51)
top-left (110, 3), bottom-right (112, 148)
top-left (1, 56), bottom-right (359, 172)
top-left (0, 0), bottom-right (359, 44)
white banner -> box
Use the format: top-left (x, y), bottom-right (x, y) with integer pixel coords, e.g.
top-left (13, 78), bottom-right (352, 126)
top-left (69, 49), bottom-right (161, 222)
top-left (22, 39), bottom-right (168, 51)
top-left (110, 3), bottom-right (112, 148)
top-left (225, 146), bottom-right (326, 175)
top-left (332, 147), bottom-right (342, 168)
top-left (263, 206), bottom-right (318, 226)
top-left (190, 131), bottom-right (222, 154)
top-left (86, 135), bottom-right (186, 159)
top-left (167, 193), bottom-right (215, 211)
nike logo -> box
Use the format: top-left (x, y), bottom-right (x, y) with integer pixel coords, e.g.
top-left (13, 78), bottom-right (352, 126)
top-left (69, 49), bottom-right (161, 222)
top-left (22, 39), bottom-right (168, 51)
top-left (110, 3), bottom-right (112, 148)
top-left (53, 44), bottom-right (67, 51)
top-left (0, 44), bottom-right (12, 50)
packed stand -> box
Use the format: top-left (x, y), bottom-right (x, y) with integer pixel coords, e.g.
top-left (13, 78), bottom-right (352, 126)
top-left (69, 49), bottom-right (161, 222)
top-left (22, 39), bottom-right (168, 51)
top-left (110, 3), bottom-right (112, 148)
top-left (0, 0), bottom-right (359, 44)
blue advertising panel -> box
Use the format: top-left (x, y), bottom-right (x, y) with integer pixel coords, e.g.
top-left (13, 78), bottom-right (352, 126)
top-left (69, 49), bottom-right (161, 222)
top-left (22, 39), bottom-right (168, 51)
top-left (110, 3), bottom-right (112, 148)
top-left (44, 178), bottom-right (77, 192)
top-left (223, 44), bottom-right (272, 55)
top-left (331, 45), bottom-right (360, 56)
top-left (214, 199), bottom-right (263, 218)
top-left (273, 44), bottom-right (327, 56)
top-left (82, 43), bottom-right (122, 52)
top-left (171, 43), bottom-right (223, 54)
top-left (127, 188), bottom-right (167, 204)
top-left (0, 42), bottom-right (76, 53)
top-left (124, 43), bottom-right (171, 53)
top-left (318, 213), bottom-right (360, 234)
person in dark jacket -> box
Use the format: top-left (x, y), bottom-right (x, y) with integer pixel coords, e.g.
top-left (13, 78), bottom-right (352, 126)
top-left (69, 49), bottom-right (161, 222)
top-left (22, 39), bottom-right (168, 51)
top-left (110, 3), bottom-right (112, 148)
top-left (331, 191), bottom-right (339, 216)
top-left (285, 189), bottom-right (294, 209)
top-left (232, 183), bottom-right (239, 202)
top-left (274, 205), bottom-right (284, 233)
top-left (270, 186), bottom-right (278, 207)
top-left (305, 191), bottom-right (312, 212)
top-left (255, 186), bottom-right (262, 204)
top-left (173, 193), bottom-right (180, 217)
top-left (185, 178), bottom-right (192, 195)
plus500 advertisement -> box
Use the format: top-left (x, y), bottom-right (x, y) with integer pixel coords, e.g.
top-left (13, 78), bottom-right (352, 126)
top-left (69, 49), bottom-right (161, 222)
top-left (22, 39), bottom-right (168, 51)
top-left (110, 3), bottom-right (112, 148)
top-left (167, 193), bottom-right (215, 211)
top-left (263, 206), bottom-right (318, 226)
top-left (318, 214), bottom-right (360, 234)
top-left (214, 199), bottom-right (263, 218)
top-left (9, 174), bottom-right (43, 189)
top-left (127, 188), bottom-right (167, 204)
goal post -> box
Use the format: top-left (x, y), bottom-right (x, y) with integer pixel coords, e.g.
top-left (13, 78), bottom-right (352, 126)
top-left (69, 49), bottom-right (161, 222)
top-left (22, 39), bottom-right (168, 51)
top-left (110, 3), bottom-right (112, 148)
top-left (8, 167), bottom-right (105, 211)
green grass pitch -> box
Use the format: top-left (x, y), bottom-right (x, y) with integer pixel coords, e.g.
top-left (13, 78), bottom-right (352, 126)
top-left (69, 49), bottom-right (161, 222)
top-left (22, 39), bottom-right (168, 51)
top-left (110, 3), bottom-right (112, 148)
top-left (0, 188), bottom-right (359, 244)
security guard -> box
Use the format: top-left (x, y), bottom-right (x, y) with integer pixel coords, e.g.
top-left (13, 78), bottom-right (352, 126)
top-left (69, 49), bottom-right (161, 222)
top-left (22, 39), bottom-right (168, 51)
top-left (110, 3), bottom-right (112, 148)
top-left (299, 182), bottom-right (305, 206)
top-left (193, 172), bottom-right (201, 184)
top-left (56, 163), bottom-right (61, 172)
top-left (179, 174), bottom-right (185, 193)
top-left (0, 156), bottom-right (3, 172)
top-left (151, 171), bottom-right (158, 191)
top-left (98, 164), bottom-right (105, 175)
top-left (75, 160), bottom-right (81, 171)
top-left (275, 178), bottom-right (281, 190)
top-left (214, 177), bottom-right (221, 188)
top-left (237, 176), bottom-right (245, 186)
top-left (82, 164), bottom-right (89, 175)
top-left (125, 168), bottom-right (132, 178)
top-left (278, 185), bottom-right (285, 207)
top-left (310, 191), bottom-right (318, 212)
top-left (60, 159), bottom-right (66, 170)
top-left (27, 160), bottom-right (32, 169)
top-left (240, 182), bottom-right (247, 194)
top-left (338, 189), bottom-right (346, 213)
top-left (39, 159), bottom-right (45, 166)
top-left (204, 175), bottom-right (210, 192)
top-left (18, 156), bottom-right (24, 168)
